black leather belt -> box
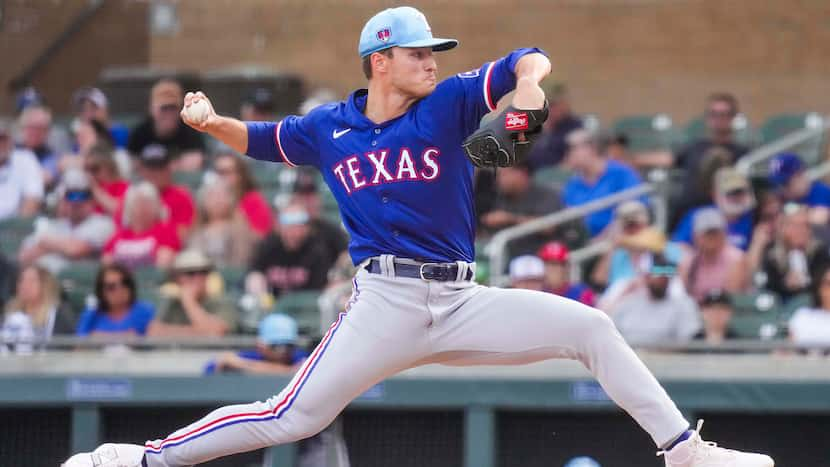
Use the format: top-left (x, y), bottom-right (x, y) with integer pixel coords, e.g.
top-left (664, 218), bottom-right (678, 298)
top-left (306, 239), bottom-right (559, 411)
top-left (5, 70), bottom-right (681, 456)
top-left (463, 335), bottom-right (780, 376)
top-left (365, 259), bottom-right (474, 281)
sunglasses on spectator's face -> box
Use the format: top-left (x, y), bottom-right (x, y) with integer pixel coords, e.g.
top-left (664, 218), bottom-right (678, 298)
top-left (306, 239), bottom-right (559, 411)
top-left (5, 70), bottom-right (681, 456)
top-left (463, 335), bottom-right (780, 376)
top-left (623, 220), bottom-right (644, 231)
top-left (706, 109), bottom-right (734, 119)
top-left (65, 190), bottom-right (92, 202)
top-left (215, 166), bottom-right (236, 175)
top-left (159, 103), bottom-right (179, 113)
top-left (725, 188), bottom-right (747, 198)
top-left (104, 279), bottom-right (128, 292)
top-left (181, 269), bottom-right (210, 277)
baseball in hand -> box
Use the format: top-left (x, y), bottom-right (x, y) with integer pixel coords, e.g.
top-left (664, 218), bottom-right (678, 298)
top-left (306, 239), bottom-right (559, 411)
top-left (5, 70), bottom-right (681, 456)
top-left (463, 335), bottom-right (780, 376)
top-left (184, 99), bottom-right (210, 125)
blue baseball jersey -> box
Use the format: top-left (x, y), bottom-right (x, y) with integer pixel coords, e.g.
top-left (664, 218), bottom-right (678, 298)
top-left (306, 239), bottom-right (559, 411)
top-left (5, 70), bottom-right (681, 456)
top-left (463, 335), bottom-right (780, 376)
top-left (246, 48), bottom-right (544, 265)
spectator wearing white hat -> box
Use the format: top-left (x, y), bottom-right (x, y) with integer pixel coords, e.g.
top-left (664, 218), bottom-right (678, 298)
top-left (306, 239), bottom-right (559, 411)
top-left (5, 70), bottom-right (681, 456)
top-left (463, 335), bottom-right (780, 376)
top-left (18, 168), bottom-right (114, 273)
top-left (508, 254), bottom-right (546, 291)
top-left (0, 119), bottom-right (43, 219)
top-left (147, 249), bottom-right (239, 337)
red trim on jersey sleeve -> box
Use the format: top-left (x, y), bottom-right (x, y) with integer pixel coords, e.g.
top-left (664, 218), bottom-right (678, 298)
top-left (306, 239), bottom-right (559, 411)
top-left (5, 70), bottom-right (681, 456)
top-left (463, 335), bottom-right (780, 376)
top-left (275, 120), bottom-right (297, 167)
top-left (483, 62), bottom-right (496, 112)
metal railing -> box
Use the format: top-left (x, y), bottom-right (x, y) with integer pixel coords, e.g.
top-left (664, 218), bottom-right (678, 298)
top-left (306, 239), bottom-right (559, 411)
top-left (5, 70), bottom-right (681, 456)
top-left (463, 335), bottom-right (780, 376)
top-left (735, 116), bottom-right (829, 175)
top-left (486, 184), bottom-right (659, 286)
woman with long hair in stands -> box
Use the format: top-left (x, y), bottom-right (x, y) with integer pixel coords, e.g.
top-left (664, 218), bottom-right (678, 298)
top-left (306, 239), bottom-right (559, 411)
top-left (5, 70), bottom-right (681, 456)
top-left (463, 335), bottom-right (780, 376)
top-left (1, 265), bottom-right (74, 353)
top-left (212, 151), bottom-right (274, 237)
top-left (187, 177), bottom-right (254, 267)
top-left (75, 264), bottom-right (155, 337)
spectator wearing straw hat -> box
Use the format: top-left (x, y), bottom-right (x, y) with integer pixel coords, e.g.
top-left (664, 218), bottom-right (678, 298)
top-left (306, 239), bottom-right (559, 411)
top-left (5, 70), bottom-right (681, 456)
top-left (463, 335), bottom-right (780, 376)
top-left (537, 241), bottom-right (595, 306)
top-left (147, 250), bottom-right (239, 337)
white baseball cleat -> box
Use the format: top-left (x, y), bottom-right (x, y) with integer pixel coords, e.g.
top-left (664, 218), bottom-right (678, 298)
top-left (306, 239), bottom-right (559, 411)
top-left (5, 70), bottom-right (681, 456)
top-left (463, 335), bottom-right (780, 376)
top-left (61, 443), bottom-right (146, 467)
top-left (659, 420), bottom-right (774, 467)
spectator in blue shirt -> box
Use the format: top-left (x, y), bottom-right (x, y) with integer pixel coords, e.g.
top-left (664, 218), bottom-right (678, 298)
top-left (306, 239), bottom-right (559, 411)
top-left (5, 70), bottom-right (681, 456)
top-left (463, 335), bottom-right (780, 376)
top-left (672, 167), bottom-right (755, 251)
top-left (562, 129), bottom-right (644, 237)
top-left (76, 264), bottom-right (155, 337)
top-left (768, 153), bottom-right (830, 221)
top-left (204, 313), bottom-right (309, 375)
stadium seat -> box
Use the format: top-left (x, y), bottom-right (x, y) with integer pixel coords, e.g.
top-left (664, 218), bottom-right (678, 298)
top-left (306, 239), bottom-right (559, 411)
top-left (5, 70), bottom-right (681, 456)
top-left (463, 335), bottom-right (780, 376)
top-left (0, 217), bottom-right (35, 258)
top-left (682, 113), bottom-right (758, 148)
top-left (218, 266), bottom-right (247, 294)
top-left (276, 290), bottom-right (322, 336)
top-left (612, 114), bottom-right (676, 153)
top-left (760, 112), bottom-right (826, 143)
top-left (58, 261), bottom-right (101, 314)
top-left (172, 171), bottom-right (204, 193)
top-left (730, 292), bottom-right (784, 339)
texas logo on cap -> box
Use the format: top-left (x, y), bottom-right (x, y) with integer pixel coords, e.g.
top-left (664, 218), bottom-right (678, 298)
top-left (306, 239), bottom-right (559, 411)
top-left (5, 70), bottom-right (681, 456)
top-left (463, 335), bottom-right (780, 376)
top-left (377, 28), bottom-right (391, 42)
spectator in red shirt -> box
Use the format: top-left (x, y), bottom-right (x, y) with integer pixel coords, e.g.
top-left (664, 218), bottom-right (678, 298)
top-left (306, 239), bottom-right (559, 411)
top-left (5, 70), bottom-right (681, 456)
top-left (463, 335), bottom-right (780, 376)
top-left (212, 151), bottom-right (273, 237)
top-left (103, 181), bottom-right (179, 269)
top-left (538, 241), bottom-right (595, 306)
top-left (130, 143), bottom-right (196, 240)
top-left (84, 144), bottom-right (128, 216)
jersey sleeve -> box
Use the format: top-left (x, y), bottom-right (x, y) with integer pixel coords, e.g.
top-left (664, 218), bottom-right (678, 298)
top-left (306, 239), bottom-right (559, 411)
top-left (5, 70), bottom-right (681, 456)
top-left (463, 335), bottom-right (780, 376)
top-left (452, 47), bottom-right (547, 135)
top-left (245, 115), bottom-right (319, 167)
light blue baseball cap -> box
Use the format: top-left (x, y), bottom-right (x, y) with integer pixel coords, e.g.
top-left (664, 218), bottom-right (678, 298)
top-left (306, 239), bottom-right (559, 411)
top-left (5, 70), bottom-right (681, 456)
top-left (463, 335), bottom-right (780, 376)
top-left (258, 313), bottom-right (299, 346)
top-left (358, 6), bottom-right (458, 58)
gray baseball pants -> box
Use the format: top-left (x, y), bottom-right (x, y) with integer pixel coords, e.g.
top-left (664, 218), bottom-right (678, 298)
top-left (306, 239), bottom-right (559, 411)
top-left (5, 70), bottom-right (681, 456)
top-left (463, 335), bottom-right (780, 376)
top-left (144, 257), bottom-right (689, 466)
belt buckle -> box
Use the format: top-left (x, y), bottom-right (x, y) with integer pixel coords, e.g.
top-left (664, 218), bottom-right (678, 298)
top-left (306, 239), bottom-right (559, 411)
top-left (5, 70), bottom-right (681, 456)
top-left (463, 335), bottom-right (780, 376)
top-left (419, 262), bottom-right (447, 281)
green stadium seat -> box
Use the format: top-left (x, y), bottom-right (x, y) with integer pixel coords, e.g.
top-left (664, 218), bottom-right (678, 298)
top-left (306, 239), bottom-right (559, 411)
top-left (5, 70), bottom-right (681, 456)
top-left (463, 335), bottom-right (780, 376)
top-left (58, 261), bottom-right (101, 314)
top-left (760, 112), bottom-right (825, 143)
top-left (612, 114), bottom-right (676, 153)
top-left (275, 290), bottom-right (322, 336)
top-left (218, 266), bottom-right (248, 294)
top-left (682, 113), bottom-right (758, 148)
top-left (0, 217), bottom-right (35, 258)
top-left (730, 292), bottom-right (784, 339)
top-left (532, 166), bottom-right (572, 189)
top-left (172, 171), bottom-right (203, 193)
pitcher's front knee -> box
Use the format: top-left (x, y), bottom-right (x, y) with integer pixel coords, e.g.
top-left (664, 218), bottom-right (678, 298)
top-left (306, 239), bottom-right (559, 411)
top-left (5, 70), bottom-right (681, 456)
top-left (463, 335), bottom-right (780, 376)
top-left (578, 307), bottom-right (618, 339)
top-left (272, 408), bottom-right (332, 443)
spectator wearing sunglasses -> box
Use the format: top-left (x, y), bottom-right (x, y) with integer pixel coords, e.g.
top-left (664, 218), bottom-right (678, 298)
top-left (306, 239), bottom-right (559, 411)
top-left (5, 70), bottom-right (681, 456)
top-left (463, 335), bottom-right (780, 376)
top-left (148, 250), bottom-right (239, 337)
top-left (83, 143), bottom-right (129, 215)
top-left (18, 168), bottom-right (114, 273)
top-left (127, 78), bottom-right (205, 171)
top-left (76, 264), bottom-right (155, 337)
top-left (672, 167), bottom-right (755, 251)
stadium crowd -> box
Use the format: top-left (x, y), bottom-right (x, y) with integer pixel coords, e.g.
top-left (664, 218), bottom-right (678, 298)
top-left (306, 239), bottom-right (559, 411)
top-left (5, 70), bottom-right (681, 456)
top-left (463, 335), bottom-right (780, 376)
top-left (1, 78), bottom-right (830, 356)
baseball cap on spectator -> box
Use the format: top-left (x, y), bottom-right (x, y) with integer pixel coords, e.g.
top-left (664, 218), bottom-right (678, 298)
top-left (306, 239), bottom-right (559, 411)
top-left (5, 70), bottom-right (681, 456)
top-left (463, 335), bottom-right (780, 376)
top-left (258, 313), bottom-right (299, 346)
top-left (61, 168), bottom-right (93, 202)
top-left (138, 143), bottom-right (173, 168)
top-left (244, 88), bottom-right (275, 113)
top-left (564, 457), bottom-right (602, 467)
top-left (700, 289), bottom-right (732, 307)
top-left (615, 200), bottom-right (649, 226)
top-left (714, 167), bottom-right (750, 196)
top-left (768, 153), bottom-right (804, 188)
top-left (151, 79), bottom-right (183, 109)
top-left (538, 241), bottom-right (569, 263)
top-left (72, 86), bottom-right (109, 110)
top-left (509, 255), bottom-right (545, 282)
top-left (693, 207), bottom-right (727, 234)
top-left (15, 86), bottom-right (44, 113)
top-left (172, 249), bottom-right (214, 274)
top-left (648, 254), bottom-right (677, 277)
top-left (358, 6), bottom-right (458, 58)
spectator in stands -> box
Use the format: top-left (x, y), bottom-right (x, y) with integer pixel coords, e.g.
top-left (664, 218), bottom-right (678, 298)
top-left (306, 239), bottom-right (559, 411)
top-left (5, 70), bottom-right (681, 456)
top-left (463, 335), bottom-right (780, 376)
top-left (674, 93), bottom-right (749, 212)
top-left (131, 144), bottom-right (196, 239)
top-left (0, 119), bottom-right (44, 219)
top-left (16, 105), bottom-right (60, 187)
top-left (789, 263), bottom-right (830, 346)
top-left (127, 78), bottom-right (205, 171)
top-left (693, 290), bottom-right (739, 344)
top-left (672, 167), bottom-right (755, 250)
top-left (479, 162), bottom-right (565, 254)
top-left (212, 152), bottom-right (274, 237)
top-left (18, 169), bottom-right (115, 273)
top-left (248, 204), bottom-right (331, 296)
top-left (188, 178), bottom-right (254, 267)
top-left (72, 86), bottom-right (130, 149)
top-left (76, 264), bottom-right (155, 337)
top-left (84, 143), bottom-right (129, 215)
top-left (526, 83), bottom-right (583, 169)
top-left (759, 203), bottom-right (830, 301)
top-left (148, 250), bottom-right (239, 337)
top-left (103, 182), bottom-right (179, 269)
top-left (679, 208), bottom-right (748, 301)
top-left (508, 255), bottom-right (546, 291)
top-left (1, 265), bottom-right (74, 353)
top-left (602, 255), bottom-right (700, 347)
top-left (240, 88), bottom-right (276, 122)
top-left (537, 242), bottom-right (594, 306)
top-left (71, 117), bottom-right (132, 177)
top-left (768, 153), bottom-right (830, 223)
top-left (205, 313), bottom-right (308, 374)
top-left (562, 128), bottom-right (644, 238)
top-left (591, 201), bottom-right (683, 288)
top-left (291, 170), bottom-right (349, 265)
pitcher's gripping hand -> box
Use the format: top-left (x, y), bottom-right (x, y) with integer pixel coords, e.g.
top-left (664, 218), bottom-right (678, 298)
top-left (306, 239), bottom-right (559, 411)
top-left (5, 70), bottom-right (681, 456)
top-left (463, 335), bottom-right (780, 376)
top-left (181, 91), bottom-right (219, 132)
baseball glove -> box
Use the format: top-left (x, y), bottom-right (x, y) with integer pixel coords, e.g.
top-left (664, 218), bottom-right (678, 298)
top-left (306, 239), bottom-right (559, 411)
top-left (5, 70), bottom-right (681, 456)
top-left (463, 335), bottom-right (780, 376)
top-left (462, 103), bottom-right (549, 168)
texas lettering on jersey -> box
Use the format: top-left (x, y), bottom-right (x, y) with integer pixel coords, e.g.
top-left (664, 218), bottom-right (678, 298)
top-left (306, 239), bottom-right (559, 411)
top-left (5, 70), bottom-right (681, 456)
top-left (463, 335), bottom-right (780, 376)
top-left (331, 147), bottom-right (441, 194)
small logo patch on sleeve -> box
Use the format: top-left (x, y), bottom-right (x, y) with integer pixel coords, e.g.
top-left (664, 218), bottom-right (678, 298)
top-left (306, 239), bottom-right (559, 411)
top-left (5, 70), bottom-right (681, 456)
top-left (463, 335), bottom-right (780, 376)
top-left (505, 112), bottom-right (529, 131)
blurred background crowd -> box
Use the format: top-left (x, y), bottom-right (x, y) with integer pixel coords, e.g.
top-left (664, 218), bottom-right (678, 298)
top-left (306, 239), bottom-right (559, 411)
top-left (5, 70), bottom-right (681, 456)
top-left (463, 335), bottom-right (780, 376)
top-left (2, 75), bottom-right (829, 359)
